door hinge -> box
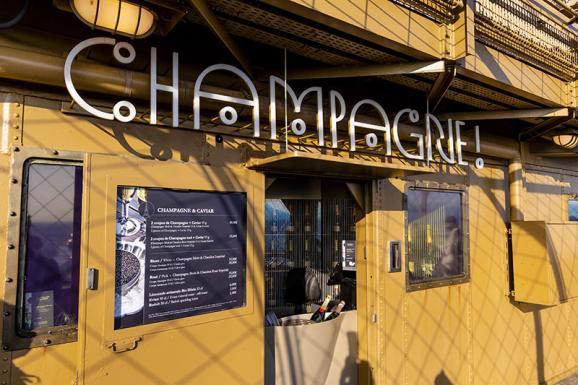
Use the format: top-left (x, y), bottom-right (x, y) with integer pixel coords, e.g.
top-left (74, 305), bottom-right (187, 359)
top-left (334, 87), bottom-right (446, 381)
top-left (105, 336), bottom-right (142, 353)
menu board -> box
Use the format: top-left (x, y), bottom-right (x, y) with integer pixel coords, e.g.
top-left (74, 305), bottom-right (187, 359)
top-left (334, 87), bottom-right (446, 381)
top-left (114, 186), bottom-right (246, 329)
top-left (341, 240), bottom-right (356, 271)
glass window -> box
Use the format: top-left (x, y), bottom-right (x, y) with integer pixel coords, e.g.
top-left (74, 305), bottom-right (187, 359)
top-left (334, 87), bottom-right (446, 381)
top-left (406, 188), bottom-right (466, 286)
top-left (18, 161), bottom-right (83, 333)
top-left (569, 198), bottom-right (578, 221)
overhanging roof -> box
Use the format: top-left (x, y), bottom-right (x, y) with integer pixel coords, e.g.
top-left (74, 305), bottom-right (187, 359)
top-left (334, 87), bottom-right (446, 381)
top-left (245, 151), bottom-right (434, 180)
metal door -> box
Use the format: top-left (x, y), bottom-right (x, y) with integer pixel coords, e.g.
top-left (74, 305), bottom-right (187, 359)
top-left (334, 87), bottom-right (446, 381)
top-left (79, 154), bottom-right (264, 385)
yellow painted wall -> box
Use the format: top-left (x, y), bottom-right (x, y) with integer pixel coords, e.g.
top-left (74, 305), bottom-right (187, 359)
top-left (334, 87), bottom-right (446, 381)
top-left (373, 163), bottom-right (578, 385)
top-left (1, 103), bottom-right (576, 385)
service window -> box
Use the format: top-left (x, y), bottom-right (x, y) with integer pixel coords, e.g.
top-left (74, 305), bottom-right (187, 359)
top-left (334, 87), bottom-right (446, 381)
top-left (569, 198), bottom-right (578, 221)
top-left (17, 160), bottom-right (83, 341)
top-left (405, 186), bottom-right (469, 290)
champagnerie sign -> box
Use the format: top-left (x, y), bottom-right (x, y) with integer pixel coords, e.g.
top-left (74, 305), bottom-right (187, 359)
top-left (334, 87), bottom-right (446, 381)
top-left (65, 37), bottom-right (484, 169)
top-left (114, 186), bottom-right (247, 329)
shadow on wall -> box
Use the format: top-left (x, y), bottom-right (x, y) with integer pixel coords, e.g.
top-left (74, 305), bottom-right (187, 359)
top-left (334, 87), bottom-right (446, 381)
top-left (0, 300), bottom-right (41, 384)
top-left (434, 370), bottom-right (454, 385)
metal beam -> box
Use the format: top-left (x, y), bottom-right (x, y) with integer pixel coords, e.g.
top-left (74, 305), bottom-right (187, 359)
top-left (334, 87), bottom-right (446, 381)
top-left (288, 60), bottom-right (446, 80)
top-left (427, 63), bottom-right (456, 112)
top-left (436, 108), bottom-right (573, 121)
top-left (519, 116), bottom-right (573, 142)
top-left (529, 138), bottom-right (578, 156)
top-left (187, 0), bottom-right (253, 77)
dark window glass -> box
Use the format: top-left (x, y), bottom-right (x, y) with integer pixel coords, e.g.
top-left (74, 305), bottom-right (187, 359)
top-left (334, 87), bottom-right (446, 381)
top-left (19, 162), bottom-right (83, 332)
top-left (406, 188), bottom-right (465, 284)
top-left (569, 199), bottom-right (578, 221)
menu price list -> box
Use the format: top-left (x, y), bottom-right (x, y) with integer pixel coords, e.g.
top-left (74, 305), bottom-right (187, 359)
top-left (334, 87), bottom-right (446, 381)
top-left (143, 190), bottom-right (247, 324)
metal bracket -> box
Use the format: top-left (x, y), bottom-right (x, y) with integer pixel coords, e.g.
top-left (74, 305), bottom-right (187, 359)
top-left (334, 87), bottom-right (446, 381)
top-left (437, 107), bottom-right (573, 121)
top-left (518, 114), bottom-right (574, 142)
top-left (106, 336), bottom-right (143, 353)
top-left (0, 351), bottom-right (11, 384)
top-left (1, 102), bottom-right (23, 153)
top-left (427, 63), bottom-right (456, 112)
top-left (187, 0), bottom-right (253, 77)
top-left (288, 60), bottom-right (447, 80)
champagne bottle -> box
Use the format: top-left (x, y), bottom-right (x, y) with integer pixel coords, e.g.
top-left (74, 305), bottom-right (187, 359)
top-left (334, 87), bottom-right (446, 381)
top-left (310, 295), bottom-right (331, 322)
top-left (324, 300), bottom-right (345, 321)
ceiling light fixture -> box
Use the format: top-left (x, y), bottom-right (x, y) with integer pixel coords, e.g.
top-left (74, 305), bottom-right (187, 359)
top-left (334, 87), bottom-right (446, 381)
top-left (70, 0), bottom-right (156, 38)
top-left (551, 131), bottom-right (578, 149)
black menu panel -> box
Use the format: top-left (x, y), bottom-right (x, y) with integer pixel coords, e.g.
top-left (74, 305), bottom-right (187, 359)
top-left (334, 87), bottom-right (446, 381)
top-left (114, 186), bottom-right (247, 329)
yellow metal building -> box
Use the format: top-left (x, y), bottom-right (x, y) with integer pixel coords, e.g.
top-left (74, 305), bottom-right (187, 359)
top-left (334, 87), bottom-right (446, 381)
top-left (0, 0), bottom-right (576, 384)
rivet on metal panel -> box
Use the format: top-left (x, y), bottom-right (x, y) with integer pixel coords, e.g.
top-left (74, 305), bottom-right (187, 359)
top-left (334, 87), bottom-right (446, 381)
top-left (43, 339), bottom-right (51, 346)
top-left (13, 146), bottom-right (19, 152)
top-left (5, 278), bottom-right (12, 283)
top-left (3, 312), bottom-right (9, 317)
top-left (10, 178), bottom-right (17, 184)
top-left (1, 347), bottom-right (8, 351)
top-left (7, 244), bottom-right (14, 250)
top-left (13, 137), bottom-right (19, 141)
top-left (12, 124), bottom-right (19, 130)
top-left (9, 212), bottom-right (16, 216)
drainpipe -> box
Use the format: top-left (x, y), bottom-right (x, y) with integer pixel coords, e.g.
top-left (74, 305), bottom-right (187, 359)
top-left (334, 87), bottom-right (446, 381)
top-left (508, 157), bottom-right (525, 221)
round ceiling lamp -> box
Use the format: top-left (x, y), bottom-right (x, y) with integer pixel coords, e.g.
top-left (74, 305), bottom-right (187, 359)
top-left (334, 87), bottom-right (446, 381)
top-left (70, 0), bottom-right (156, 38)
top-left (551, 130), bottom-right (578, 150)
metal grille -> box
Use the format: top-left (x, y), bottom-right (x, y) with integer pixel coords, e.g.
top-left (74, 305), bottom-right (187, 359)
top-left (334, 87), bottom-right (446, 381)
top-left (475, 0), bottom-right (578, 80)
top-left (265, 198), bottom-right (355, 316)
top-left (185, 0), bottom-right (556, 112)
top-left (390, 0), bottom-right (461, 24)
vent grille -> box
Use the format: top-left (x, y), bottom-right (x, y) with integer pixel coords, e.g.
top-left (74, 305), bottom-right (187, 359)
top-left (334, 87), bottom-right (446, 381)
top-left (475, 0), bottom-right (578, 81)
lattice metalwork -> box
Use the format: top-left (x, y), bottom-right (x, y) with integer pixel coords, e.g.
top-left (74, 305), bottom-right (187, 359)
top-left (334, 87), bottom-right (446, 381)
top-left (475, 0), bottom-right (578, 80)
top-left (390, 0), bottom-right (462, 24)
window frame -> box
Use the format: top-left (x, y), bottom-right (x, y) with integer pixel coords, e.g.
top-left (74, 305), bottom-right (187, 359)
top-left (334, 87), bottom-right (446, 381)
top-left (3, 148), bottom-right (83, 350)
top-left (404, 182), bottom-right (470, 292)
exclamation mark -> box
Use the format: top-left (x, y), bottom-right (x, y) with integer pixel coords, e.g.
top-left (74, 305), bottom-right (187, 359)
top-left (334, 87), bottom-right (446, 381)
top-left (474, 125), bottom-right (484, 169)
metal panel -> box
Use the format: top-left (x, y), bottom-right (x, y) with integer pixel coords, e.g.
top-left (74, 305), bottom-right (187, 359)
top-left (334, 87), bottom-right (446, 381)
top-left (511, 221), bottom-right (558, 305)
top-left (80, 154), bottom-right (265, 385)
